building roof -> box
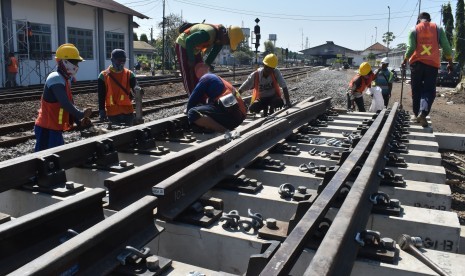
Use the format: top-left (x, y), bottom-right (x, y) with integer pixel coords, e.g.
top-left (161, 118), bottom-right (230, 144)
top-left (364, 42), bottom-right (389, 52)
top-left (67, 0), bottom-right (149, 19)
top-left (301, 41), bottom-right (357, 57)
top-left (134, 41), bottom-right (155, 52)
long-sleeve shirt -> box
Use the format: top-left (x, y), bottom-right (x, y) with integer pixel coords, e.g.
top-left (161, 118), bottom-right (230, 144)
top-left (238, 67), bottom-right (287, 98)
top-left (176, 24), bottom-right (222, 65)
top-left (43, 72), bottom-right (84, 120)
top-left (404, 24), bottom-right (453, 60)
top-left (187, 73), bottom-right (224, 111)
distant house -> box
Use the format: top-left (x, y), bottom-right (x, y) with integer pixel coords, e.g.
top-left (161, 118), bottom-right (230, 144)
top-left (300, 41), bottom-right (361, 66)
top-left (362, 42), bottom-right (389, 56)
top-left (133, 41), bottom-right (155, 64)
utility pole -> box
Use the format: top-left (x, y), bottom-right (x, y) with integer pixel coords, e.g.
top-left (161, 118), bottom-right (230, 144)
top-left (150, 26), bottom-right (153, 43)
top-left (375, 26), bottom-right (377, 43)
top-left (419, 0), bottom-right (421, 16)
top-left (162, 0), bottom-right (166, 74)
top-left (387, 6), bottom-right (391, 56)
top-left (301, 28), bottom-right (303, 50)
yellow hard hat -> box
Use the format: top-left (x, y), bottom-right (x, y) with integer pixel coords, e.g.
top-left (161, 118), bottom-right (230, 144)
top-left (359, 62), bottom-right (371, 76)
top-left (55, 43), bottom-right (84, 61)
top-left (228, 26), bottom-right (245, 51)
top-left (263, 54), bottom-right (278, 69)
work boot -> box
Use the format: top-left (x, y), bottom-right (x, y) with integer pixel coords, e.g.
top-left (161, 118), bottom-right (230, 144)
top-left (417, 114), bottom-right (428, 127)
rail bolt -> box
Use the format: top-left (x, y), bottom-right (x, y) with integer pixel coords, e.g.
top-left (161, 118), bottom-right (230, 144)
top-left (248, 179), bottom-right (258, 187)
top-left (266, 218), bottom-right (277, 229)
top-left (157, 146), bottom-right (164, 151)
top-left (65, 181), bottom-right (74, 189)
top-left (204, 206), bottom-right (215, 217)
top-left (146, 255), bottom-right (160, 270)
top-left (298, 186), bottom-right (307, 194)
top-left (119, 160), bottom-right (128, 167)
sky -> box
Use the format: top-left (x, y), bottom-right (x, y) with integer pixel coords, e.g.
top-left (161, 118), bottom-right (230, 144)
top-left (115, 0), bottom-right (457, 52)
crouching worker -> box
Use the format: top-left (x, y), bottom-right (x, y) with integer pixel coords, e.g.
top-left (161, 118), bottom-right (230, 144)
top-left (34, 43), bottom-right (92, 152)
top-left (187, 63), bottom-right (247, 132)
top-left (238, 53), bottom-right (291, 116)
top-left (347, 62), bottom-right (376, 112)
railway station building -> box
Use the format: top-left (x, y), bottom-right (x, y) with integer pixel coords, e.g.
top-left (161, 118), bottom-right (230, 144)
top-left (0, 0), bottom-right (149, 87)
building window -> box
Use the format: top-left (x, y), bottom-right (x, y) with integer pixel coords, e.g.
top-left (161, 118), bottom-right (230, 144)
top-left (68, 27), bottom-right (93, 59)
top-left (16, 22), bottom-right (52, 60)
top-left (105, 32), bottom-right (124, 59)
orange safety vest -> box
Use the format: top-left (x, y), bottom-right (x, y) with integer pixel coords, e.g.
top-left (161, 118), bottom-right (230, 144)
top-left (251, 71), bottom-right (282, 104)
top-left (7, 57), bottom-right (18, 73)
top-left (102, 67), bottom-right (134, 116)
top-left (349, 74), bottom-right (373, 93)
top-left (184, 24), bottom-right (223, 53)
top-left (217, 77), bottom-right (247, 118)
top-left (409, 22), bottom-right (440, 68)
top-left (35, 78), bottom-right (73, 131)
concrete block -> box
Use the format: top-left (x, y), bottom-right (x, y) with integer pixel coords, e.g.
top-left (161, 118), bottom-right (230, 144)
top-left (434, 132), bottom-right (465, 151)
top-left (389, 163), bottom-right (446, 183)
top-left (399, 149), bottom-right (442, 166)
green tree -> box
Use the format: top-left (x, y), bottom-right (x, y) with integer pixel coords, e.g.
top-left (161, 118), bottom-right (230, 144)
top-left (455, 0), bottom-right (465, 67)
top-left (442, 3), bottom-right (454, 46)
top-left (157, 14), bottom-right (183, 70)
top-left (263, 41), bottom-right (275, 56)
top-left (140, 33), bottom-right (149, 43)
top-left (396, 43), bottom-right (407, 50)
top-left (133, 32), bottom-right (138, 41)
top-left (233, 42), bottom-right (253, 65)
top-left (382, 32), bottom-right (396, 49)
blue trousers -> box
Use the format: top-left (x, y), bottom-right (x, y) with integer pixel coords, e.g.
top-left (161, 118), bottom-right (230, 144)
top-left (34, 125), bottom-right (64, 152)
top-left (410, 62), bottom-right (438, 117)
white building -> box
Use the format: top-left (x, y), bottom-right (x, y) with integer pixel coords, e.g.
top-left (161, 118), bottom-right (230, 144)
top-left (0, 0), bottom-right (148, 87)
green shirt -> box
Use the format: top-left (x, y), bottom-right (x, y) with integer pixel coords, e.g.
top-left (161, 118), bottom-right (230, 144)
top-left (176, 24), bottom-right (223, 65)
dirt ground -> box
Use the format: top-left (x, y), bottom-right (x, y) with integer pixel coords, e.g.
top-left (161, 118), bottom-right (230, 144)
top-left (388, 79), bottom-right (465, 224)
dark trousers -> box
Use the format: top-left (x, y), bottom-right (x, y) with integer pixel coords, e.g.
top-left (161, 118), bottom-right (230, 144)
top-left (382, 93), bottom-right (390, 108)
top-left (410, 62), bottom-right (438, 117)
top-left (249, 97), bottom-right (284, 116)
top-left (347, 94), bottom-right (365, 112)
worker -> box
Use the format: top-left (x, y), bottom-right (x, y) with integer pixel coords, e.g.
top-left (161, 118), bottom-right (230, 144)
top-left (175, 23), bottom-right (245, 96)
top-left (347, 62), bottom-right (376, 112)
top-left (34, 43), bottom-right (91, 152)
top-left (238, 53), bottom-right (291, 116)
top-left (373, 57), bottom-right (394, 108)
top-left (6, 52), bottom-right (18, 87)
top-left (402, 12), bottom-right (454, 127)
top-left (187, 63), bottom-right (247, 133)
top-left (98, 49), bottom-right (140, 126)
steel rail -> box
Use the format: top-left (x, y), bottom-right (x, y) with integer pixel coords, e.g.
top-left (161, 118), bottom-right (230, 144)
top-left (0, 188), bottom-right (106, 275)
top-left (104, 96), bottom-right (316, 210)
top-left (0, 114), bottom-right (186, 191)
top-left (10, 196), bottom-right (159, 275)
top-left (259, 108), bottom-right (388, 275)
top-left (304, 103), bottom-right (399, 275)
top-left (153, 98), bottom-right (332, 221)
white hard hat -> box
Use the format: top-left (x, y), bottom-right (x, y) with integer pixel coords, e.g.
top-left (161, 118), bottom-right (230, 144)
top-left (381, 57), bottom-right (389, 64)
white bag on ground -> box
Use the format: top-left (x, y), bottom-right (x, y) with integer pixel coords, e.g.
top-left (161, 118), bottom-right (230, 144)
top-left (367, 86), bottom-right (384, 112)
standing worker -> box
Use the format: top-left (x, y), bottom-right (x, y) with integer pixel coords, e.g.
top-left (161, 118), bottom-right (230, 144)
top-left (238, 53), bottom-right (291, 116)
top-left (187, 63), bottom-right (247, 133)
top-left (402, 12), bottom-right (453, 127)
top-left (373, 57), bottom-right (394, 108)
top-left (347, 62), bottom-right (376, 112)
top-left (34, 43), bottom-right (91, 152)
top-left (98, 49), bottom-right (140, 126)
top-left (6, 52), bottom-right (18, 87)
top-left (175, 23), bottom-right (245, 96)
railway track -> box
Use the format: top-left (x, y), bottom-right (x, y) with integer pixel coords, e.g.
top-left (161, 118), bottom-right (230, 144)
top-left (0, 97), bottom-right (463, 275)
top-left (0, 67), bottom-right (308, 104)
top-left (0, 67), bottom-right (317, 148)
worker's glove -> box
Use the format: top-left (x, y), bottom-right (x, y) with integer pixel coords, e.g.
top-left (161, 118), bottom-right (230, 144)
top-left (99, 110), bottom-right (107, 122)
top-left (83, 107), bottom-right (92, 118)
top-left (80, 117), bottom-right (92, 128)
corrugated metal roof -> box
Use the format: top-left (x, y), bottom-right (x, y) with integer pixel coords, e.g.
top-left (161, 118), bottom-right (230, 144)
top-left (67, 0), bottom-right (150, 19)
